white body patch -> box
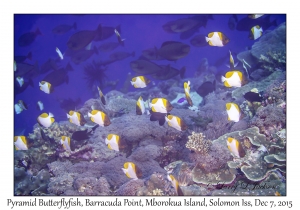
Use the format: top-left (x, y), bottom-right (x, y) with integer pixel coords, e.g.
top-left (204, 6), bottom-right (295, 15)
top-left (150, 98), bottom-right (168, 113)
top-left (122, 163), bottom-right (138, 180)
top-left (253, 27), bottom-right (263, 40)
top-left (14, 137), bottom-right (28, 150)
top-left (227, 139), bottom-right (240, 157)
top-left (222, 72), bottom-right (242, 87)
top-left (227, 104), bottom-right (241, 122)
top-left (16, 77), bottom-right (24, 87)
top-left (88, 111), bottom-right (104, 126)
top-left (61, 138), bottom-right (71, 151)
top-left (105, 135), bottom-right (119, 151)
top-left (38, 113), bottom-right (54, 128)
top-left (131, 77), bottom-right (147, 88)
top-left (67, 112), bottom-right (81, 126)
top-left (165, 116), bottom-right (181, 131)
top-left (206, 32), bottom-right (223, 47)
top-left (39, 82), bottom-right (50, 94)
top-left (14, 104), bottom-right (22, 114)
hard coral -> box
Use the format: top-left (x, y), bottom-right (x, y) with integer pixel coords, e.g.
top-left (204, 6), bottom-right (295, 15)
top-left (185, 132), bottom-right (211, 155)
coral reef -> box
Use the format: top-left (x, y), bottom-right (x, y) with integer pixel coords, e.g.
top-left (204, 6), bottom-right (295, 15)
top-left (185, 132), bottom-right (211, 155)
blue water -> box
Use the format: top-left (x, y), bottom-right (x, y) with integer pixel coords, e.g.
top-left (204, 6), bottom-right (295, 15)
top-left (14, 14), bottom-right (286, 135)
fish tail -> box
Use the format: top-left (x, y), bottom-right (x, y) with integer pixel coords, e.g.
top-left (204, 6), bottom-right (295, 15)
top-left (221, 76), bottom-right (226, 82)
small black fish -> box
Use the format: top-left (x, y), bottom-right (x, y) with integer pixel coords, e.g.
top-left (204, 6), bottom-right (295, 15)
top-left (71, 125), bottom-right (99, 141)
top-left (149, 111), bottom-right (169, 126)
top-left (244, 92), bottom-right (263, 102)
top-left (18, 28), bottom-right (42, 47)
top-left (196, 80), bottom-right (216, 97)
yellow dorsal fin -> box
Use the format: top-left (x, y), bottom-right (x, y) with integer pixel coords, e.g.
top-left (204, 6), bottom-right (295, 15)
top-left (115, 135), bottom-right (120, 144)
top-left (76, 112), bottom-right (81, 120)
top-left (208, 32), bottom-right (214, 38)
top-left (140, 76), bottom-right (145, 83)
top-left (107, 134), bottom-right (113, 140)
top-left (226, 103), bottom-right (232, 110)
top-left (228, 137), bottom-right (234, 143)
top-left (225, 71), bottom-right (234, 78)
top-left (21, 136), bottom-right (27, 145)
top-left (132, 77), bottom-right (137, 82)
top-left (162, 98), bottom-right (167, 108)
top-left (40, 113), bottom-right (48, 118)
top-left (91, 110), bottom-right (98, 115)
top-left (176, 116), bottom-right (181, 125)
top-left (217, 32), bottom-right (223, 40)
top-left (235, 138), bottom-right (240, 149)
top-left (233, 103), bottom-right (240, 112)
top-left (152, 98), bottom-right (158, 104)
top-left (124, 162), bottom-right (129, 169)
top-left (69, 111), bottom-right (74, 115)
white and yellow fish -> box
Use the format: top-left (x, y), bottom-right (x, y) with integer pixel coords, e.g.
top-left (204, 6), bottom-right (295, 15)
top-left (14, 136), bottom-right (28, 150)
top-left (184, 81), bottom-right (193, 106)
top-left (122, 162), bottom-right (142, 180)
top-left (105, 134), bottom-right (125, 152)
top-left (37, 112), bottom-right (55, 128)
top-left (39, 81), bottom-right (52, 94)
top-left (130, 76), bottom-right (150, 88)
top-left (16, 76), bottom-right (24, 87)
top-left (14, 103), bottom-right (23, 114)
top-left (227, 137), bottom-right (246, 158)
top-left (165, 115), bottom-right (187, 131)
top-left (227, 50), bottom-right (239, 69)
top-left (60, 136), bottom-right (71, 152)
top-left (149, 98), bottom-right (173, 113)
top-left (249, 25), bottom-right (263, 40)
top-left (88, 110), bottom-right (111, 127)
top-left (248, 14), bottom-right (264, 19)
top-left (167, 174), bottom-right (184, 195)
top-left (226, 102), bottom-right (241, 122)
top-left (205, 32), bottom-right (229, 47)
top-left (67, 111), bottom-right (85, 126)
top-left (56, 47), bottom-right (64, 60)
top-left (136, 96), bottom-right (147, 115)
top-left (221, 70), bottom-right (244, 88)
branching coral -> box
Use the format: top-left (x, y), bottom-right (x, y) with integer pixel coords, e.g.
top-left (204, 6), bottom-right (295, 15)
top-left (185, 132), bottom-right (211, 155)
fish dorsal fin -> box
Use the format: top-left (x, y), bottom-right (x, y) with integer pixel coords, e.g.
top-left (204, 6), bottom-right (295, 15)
top-left (132, 77), bottom-right (137, 82)
top-left (217, 32), bottom-right (223, 40)
top-left (115, 135), bottom-right (120, 144)
top-left (91, 110), bottom-right (98, 115)
top-left (225, 71), bottom-right (234, 78)
top-left (40, 113), bottom-right (49, 118)
top-left (233, 103), bottom-right (240, 112)
top-left (124, 162), bottom-right (129, 169)
top-left (139, 76), bottom-right (145, 83)
top-left (228, 137), bottom-right (234, 143)
top-left (235, 138), bottom-right (239, 149)
top-left (226, 103), bottom-right (232, 110)
top-left (152, 98), bottom-right (158, 104)
top-left (161, 41), bottom-right (181, 48)
top-left (76, 112), bottom-right (81, 120)
top-left (176, 116), bottom-right (181, 125)
top-left (21, 136), bottom-right (27, 145)
top-left (107, 134), bottom-right (113, 140)
top-left (69, 111), bottom-right (74, 116)
top-left (207, 32), bottom-right (214, 38)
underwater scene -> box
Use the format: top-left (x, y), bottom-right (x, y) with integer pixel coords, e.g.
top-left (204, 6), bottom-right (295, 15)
top-left (14, 14), bottom-right (286, 196)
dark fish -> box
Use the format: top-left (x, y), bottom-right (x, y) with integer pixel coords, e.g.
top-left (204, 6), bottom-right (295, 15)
top-left (14, 61), bottom-right (39, 79)
top-left (142, 48), bottom-right (165, 60)
top-left (52, 22), bottom-right (77, 35)
top-left (189, 14), bottom-right (214, 28)
top-left (71, 125), bottom-right (99, 141)
top-left (109, 51), bottom-right (135, 61)
top-left (18, 28), bottom-right (42, 47)
top-left (228, 15), bottom-right (238, 30)
top-left (236, 15), bottom-right (277, 31)
top-left (40, 58), bottom-right (58, 74)
top-left (180, 27), bottom-right (200, 40)
top-left (71, 46), bottom-right (98, 65)
top-left (130, 57), bottom-right (162, 75)
top-left (98, 58), bottom-right (119, 67)
top-left (162, 18), bottom-right (201, 33)
top-left (94, 24), bottom-right (121, 41)
top-left (58, 97), bottom-right (81, 112)
top-left (190, 34), bottom-right (208, 47)
top-left (14, 79), bottom-right (34, 96)
top-left (150, 111), bottom-right (168, 126)
top-left (14, 52), bottom-right (32, 63)
top-left (67, 24), bottom-right (102, 51)
top-left (98, 42), bottom-right (121, 52)
top-left (151, 65), bottom-right (185, 80)
top-left (196, 80), bottom-right (216, 97)
top-left (42, 63), bottom-right (73, 87)
top-left (156, 41), bottom-right (190, 61)
top-left (243, 91), bottom-right (263, 102)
